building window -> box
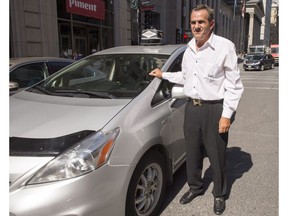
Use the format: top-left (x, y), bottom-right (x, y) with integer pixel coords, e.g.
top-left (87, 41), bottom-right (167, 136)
top-left (56, 0), bottom-right (114, 57)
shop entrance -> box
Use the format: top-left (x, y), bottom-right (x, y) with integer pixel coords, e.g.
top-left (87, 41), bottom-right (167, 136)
top-left (59, 22), bottom-right (100, 58)
top-left (74, 37), bottom-right (87, 57)
top-left (88, 27), bottom-right (100, 54)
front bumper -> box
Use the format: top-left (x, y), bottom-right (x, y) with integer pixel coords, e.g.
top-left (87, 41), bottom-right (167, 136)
top-left (10, 164), bottom-right (133, 216)
top-left (243, 64), bottom-right (260, 70)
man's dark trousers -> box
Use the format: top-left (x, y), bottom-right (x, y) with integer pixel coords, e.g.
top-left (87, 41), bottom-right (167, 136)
top-left (183, 101), bottom-right (228, 198)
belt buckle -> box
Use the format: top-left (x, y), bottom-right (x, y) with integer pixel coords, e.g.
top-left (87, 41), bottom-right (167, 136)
top-left (192, 99), bottom-right (202, 106)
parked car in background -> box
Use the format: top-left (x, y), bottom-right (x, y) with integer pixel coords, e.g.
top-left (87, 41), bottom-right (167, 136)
top-left (270, 44), bottom-right (279, 66)
top-left (243, 53), bottom-right (275, 71)
top-left (9, 57), bottom-right (74, 95)
top-left (10, 45), bottom-right (188, 216)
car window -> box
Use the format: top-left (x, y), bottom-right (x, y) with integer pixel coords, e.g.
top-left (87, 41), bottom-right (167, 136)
top-left (46, 61), bottom-right (73, 75)
top-left (35, 54), bottom-right (169, 99)
top-left (271, 47), bottom-right (278, 53)
top-left (251, 55), bottom-right (263, 60)
top-left (151, 52), bottom-right (184, 106)
top-left (10, 63), bottom-right (46, 88)
top-left (245, 55), bottom-right (252, 60)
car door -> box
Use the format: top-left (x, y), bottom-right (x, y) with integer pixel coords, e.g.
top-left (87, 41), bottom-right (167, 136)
top-left (264, 55), bottom-right (270, 68)
top-left (168, 53), bottom-right (187, 171)
top-left (267, 54), bottom-right (274, 67)
top-left (266, 55), bottom-right (271, 68)
top-left (153, 52), bottom-right (186, 171)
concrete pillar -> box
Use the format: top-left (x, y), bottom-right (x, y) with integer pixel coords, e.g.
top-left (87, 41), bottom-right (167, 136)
top-left (248, 12), bottom-right (254, 47)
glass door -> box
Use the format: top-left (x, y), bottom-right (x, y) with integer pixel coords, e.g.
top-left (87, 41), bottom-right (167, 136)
top-left (88, 27), bottom-right (100, 54)
top-left (74, 37), bottom-right (87, 57)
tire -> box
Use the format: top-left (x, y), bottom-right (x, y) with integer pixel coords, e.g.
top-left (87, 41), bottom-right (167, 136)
top-left (125, 151), bottom-right (167, 216)
top-left (260, 64), bottom-right (265, 71)
top-left (271, 63), bottom-right (275, 69)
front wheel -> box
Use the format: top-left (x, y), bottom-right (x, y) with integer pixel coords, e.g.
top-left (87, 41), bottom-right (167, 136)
top-left (260, 64), bottom-right (265, 71)
top-left (125, 151), bottom-right (167, 216)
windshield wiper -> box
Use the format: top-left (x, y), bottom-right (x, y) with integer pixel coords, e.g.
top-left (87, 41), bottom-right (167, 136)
top-left (54, 89), bottom-right (117, 99)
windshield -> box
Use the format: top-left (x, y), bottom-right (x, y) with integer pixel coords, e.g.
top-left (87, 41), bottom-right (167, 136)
top-left (271, 47), bottom-right (279, 54)
top-left (245, 55), bottom-right (263, 61)
top-left (29, 54), bottom-right (168, 99)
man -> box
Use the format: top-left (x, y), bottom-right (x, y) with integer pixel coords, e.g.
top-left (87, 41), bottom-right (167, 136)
top-left (149, 4), bottom-right (244, 215)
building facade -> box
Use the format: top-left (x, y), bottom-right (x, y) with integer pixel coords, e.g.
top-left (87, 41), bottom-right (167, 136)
top-left (270, 0), bottom-right (279, 44)
top-left (260, 0), bottom-right (272, 45)
top-left (10, 0), bottom-right (274, 58)
top-left (10, 0), bottom-right (114, 58)
top-left (10, 0), bottom-right (60, 58)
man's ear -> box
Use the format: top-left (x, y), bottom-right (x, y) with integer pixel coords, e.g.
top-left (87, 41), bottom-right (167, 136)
top-left (210, 20), bottom-right (215, 30)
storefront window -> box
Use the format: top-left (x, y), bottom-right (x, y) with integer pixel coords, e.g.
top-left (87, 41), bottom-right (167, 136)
top-left (57, 0), bottom-right (114, 57)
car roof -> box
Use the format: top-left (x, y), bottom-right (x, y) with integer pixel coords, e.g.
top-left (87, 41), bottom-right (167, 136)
top-left (94, 44), bottom-right (187, 55)
top-left (9, 57), bottom-right (74, 69)
top-left (247, 53), bottom-right (270, 56)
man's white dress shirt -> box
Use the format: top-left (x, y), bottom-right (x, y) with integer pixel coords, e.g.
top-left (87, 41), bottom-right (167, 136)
top-left (162, 33), bottom-right (244, 118)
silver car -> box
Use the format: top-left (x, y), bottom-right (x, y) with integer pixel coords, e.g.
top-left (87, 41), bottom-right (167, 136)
top-left (10, 45), bottom-right (187, 216)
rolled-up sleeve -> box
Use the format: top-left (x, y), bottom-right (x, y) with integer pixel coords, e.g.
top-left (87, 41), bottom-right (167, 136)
top-left (162, 71), bottom-right (185, 85)
top-left (222, 44), bottom-right (244, 118)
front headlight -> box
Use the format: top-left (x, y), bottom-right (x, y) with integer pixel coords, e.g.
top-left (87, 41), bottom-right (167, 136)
top-left (27, 128), bottom-right (120, 185)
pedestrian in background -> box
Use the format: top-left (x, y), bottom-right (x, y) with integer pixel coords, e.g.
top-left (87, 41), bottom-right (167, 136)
top-left (149, 4), bottom-right (244, 215)
top-left (61, 48), bottom-right (69, 58)
top-left (73, 50), bottom-right (82, 60)
top-left (91, 48), bottom-right (97, 54)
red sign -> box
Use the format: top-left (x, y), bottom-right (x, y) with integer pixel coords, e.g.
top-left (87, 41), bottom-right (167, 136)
top-left (66, 0), bottom-right (105, 20)
top-left (140, 5), bottom-right (155, 12)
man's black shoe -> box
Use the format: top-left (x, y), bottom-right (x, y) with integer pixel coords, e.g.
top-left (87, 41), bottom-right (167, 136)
top-left (179, 190), bottom-right (203, 204)
top-left (214, 197), bottom-right (225, 215)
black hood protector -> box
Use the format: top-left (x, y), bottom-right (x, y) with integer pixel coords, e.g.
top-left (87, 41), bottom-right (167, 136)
top-left (10, 130), bottom-right (95, 157)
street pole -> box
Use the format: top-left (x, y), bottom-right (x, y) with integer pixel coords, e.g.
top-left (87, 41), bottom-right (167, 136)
top-left (131, 0), bottom-right (141, 45)
top-left (241, 0), bottom-right (246, 53)
top-left (138, 0), bottom-right (142, 45)
top-left (137, 7), bottom-right (139, 45)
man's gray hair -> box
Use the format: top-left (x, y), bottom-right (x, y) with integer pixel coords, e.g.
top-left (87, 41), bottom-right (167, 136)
top-left (192, 4), bottom-right (214, 22)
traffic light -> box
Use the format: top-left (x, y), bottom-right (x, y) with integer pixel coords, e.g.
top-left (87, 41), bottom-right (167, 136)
top-left (183, 32), bottom-right (190, 43)
top-left (176, 28), bottom-right (181, 44)
top-left (183, 33), bottom-right (188, 39)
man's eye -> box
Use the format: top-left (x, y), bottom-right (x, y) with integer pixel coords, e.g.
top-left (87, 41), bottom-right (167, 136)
top-left (190, 21), bottom-right (205, 25)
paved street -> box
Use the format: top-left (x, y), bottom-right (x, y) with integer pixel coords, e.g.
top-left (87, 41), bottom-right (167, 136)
top-left (160, 65), bottom-right (279, 216)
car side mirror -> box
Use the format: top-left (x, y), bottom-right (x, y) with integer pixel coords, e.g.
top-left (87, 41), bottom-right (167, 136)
top-left (9, 81), bottom-right (19, 91)
top-left (171, 84), bottom-right (186, 98)
top-left (171, 84), bottom-right (187, 108)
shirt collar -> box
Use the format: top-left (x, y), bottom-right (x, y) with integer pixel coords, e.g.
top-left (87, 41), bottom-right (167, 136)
top-left (189, 32), bottom-right (215, 52)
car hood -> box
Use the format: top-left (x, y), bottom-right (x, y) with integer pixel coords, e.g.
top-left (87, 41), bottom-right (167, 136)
top-left (10, 91), bottom-right (131, 184)
top-left (245, 60), bottom-right (260, 64)
top-left (10, 91), bottom-right (132, 138)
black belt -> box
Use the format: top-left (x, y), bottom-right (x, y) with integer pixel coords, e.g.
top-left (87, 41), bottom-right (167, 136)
top-left (187, 98), bottom-right (223, 106)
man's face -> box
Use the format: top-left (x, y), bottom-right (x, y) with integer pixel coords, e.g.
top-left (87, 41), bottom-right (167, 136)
top-left (190, 9), bottom-right (215, 45)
